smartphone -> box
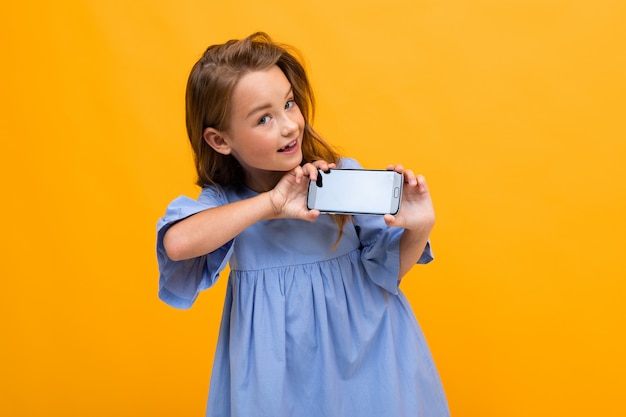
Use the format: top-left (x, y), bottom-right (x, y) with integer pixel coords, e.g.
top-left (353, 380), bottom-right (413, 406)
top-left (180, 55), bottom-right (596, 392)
top-left (307, 169), bottom-right (403, 215)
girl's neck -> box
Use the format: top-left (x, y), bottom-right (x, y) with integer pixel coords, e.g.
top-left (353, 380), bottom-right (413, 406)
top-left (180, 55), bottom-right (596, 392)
top-left (243, 171), bottom-right (284, 193)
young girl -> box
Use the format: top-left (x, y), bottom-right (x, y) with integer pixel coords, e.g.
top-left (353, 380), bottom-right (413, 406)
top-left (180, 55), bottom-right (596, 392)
top-left (157, 32), bottom-right (449, 417)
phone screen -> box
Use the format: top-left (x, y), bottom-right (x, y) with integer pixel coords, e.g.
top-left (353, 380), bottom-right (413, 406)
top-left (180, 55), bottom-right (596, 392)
top-left (307, 169), bottom-right (402, 215)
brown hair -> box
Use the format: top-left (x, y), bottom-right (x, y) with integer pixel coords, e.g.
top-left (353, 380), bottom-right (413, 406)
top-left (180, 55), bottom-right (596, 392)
top-left (185, 32), bottom-right (348, 240)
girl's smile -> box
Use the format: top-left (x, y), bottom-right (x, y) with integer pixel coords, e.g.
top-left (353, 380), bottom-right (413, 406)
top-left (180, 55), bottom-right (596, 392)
top-left (277, 139), bottom-right (299, 154)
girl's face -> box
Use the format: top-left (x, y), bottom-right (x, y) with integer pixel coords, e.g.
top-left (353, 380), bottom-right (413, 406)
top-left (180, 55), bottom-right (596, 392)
top-left (210, 65), bottom-right (305, 191)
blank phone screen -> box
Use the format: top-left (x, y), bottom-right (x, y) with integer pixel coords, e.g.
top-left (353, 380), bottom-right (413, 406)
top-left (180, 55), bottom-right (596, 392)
top-left (308, 170), bottom-right (401, 215)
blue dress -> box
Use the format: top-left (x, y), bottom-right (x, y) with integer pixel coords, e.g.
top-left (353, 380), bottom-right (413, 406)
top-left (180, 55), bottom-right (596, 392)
top-left (157, 158), bottom-right (449, 417)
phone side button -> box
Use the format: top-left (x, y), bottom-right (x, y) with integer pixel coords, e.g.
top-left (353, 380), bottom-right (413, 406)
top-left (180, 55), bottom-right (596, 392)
top-left (394, 187), bottom-right (400, 197)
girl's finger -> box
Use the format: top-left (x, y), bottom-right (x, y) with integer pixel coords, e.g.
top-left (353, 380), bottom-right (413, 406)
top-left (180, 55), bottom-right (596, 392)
top-left (302, 163), bottom-right (320, 180)
top-left (383, 214), bottom-right (396, 226)
top-left (416, 174), bottom-right (428, 192)
top-left (311, 160), bottom-right (334, 173)
top-left (293, 165), bottom-right (306, 183)
top-left (403, 169), bottom-right (418, 186)
top-left (387, 164), bottom-right (404, 173)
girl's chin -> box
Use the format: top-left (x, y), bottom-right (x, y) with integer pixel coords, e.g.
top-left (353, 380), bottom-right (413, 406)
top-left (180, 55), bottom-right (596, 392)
top-left (282, 150), bottom-right (303, 168)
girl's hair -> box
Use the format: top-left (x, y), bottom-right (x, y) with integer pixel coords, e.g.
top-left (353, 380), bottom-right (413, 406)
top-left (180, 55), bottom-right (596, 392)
top-left (185, 32), bottom-right (348, 241)
top-left (186, 31), bottom-right (340, 187)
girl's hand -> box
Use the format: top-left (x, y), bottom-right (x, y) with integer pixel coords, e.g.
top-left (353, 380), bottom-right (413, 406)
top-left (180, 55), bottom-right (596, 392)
top-left (268, 161), bottom-right (336, 221)
top-left (383, 164), bottom-right (435, 232)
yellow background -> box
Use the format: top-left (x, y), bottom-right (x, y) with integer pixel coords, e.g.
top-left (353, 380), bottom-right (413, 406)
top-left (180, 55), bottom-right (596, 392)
top-left (1, 0), bottom-right (624, 416)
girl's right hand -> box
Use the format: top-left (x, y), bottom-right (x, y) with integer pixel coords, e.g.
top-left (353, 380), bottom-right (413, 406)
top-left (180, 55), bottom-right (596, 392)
top-left (268, 161), bottom-right (336, 221)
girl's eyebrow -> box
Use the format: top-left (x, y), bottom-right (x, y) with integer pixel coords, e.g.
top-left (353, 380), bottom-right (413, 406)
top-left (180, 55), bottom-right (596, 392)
top-left (246, 87), bottom-right (293, 119)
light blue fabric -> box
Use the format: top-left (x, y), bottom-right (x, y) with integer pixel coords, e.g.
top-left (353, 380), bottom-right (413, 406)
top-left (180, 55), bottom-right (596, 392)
top-left (156, 158), bottom-right (449, 417)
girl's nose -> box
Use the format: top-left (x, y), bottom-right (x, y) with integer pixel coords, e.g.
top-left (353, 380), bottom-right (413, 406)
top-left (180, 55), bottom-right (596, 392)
top-left (281, 114), bottom-right (298, 136)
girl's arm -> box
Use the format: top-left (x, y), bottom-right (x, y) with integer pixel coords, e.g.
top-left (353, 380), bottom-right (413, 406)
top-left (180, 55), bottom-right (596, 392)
top-left (397, 222), bottom-right (434, 278)
top-left (163, 162), bottom-right (330, 261)
top-left (164, 192), bottom-right (277, 261)
top-left (382, 166), bottom-right (436, 279)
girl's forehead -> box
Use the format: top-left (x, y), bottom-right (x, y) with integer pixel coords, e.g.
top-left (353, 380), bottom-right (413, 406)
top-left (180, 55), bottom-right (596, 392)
top-left (235, 66), bottom-right (289, 93)
top-left (230, 66), bottom-right (292, 112)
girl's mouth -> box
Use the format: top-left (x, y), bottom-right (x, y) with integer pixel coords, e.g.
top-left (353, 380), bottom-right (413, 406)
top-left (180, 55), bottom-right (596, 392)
top-left (277, 140), bottom-right (297, 153)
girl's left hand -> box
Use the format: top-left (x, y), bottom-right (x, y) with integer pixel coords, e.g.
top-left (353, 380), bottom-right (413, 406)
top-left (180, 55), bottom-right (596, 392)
top-left (383, 164), bottom-right (435, 232)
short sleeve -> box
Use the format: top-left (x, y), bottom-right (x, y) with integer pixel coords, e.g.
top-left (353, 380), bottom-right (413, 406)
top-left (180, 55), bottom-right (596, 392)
top-left (339, 158), bottom-right (435, 294)
top-left (156, 187), bottom-right (234, 309)
top-left (417, 240), bottom-right (434, 264)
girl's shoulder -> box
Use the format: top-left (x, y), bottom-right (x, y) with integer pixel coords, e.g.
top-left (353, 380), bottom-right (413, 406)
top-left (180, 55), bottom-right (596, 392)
top-left (337, 157), bottom-right (362, 169)
top-left (197, 183), bottom-right (227, 204)
top-left (197, 182), bottom-right (253, 205)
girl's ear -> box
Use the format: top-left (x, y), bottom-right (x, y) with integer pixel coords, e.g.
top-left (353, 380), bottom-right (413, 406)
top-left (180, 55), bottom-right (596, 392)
top-left (203, 127), bottom-right (231, 155)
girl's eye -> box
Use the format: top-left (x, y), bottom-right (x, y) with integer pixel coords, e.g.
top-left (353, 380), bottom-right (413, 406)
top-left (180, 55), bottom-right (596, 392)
top-left (285, 99), bottom-right (295, 110)
top-left (258, 115), bottom-right (271, 125)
